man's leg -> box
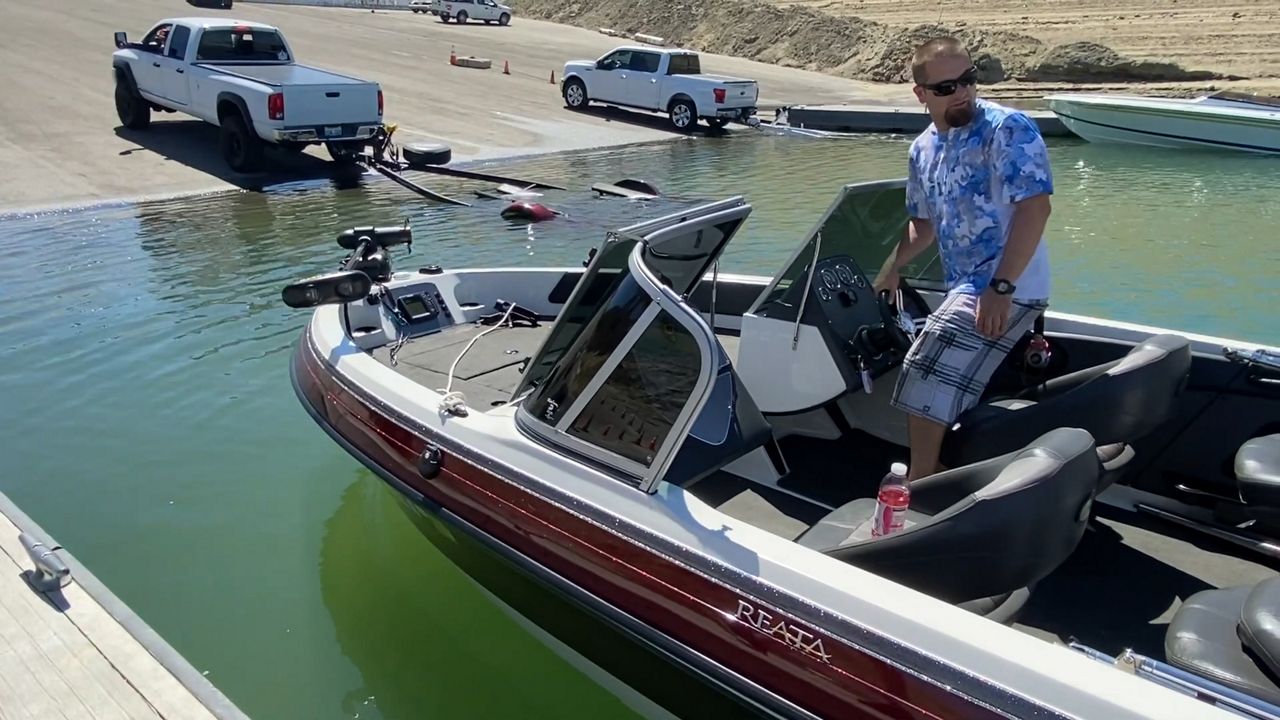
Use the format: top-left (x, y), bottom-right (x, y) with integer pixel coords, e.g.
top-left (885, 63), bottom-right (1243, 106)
top-left (906, 414), bottom-right (948, 482)
top-left (890, 294), bottom-right (1046, 480)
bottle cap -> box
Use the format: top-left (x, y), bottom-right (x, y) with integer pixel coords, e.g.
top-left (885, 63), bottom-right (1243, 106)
top-left (891, 462), bottom-right (908, 477)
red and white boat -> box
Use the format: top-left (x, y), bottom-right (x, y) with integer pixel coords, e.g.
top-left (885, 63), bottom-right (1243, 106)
top-left (284, 179), bottom-right (1280, 719)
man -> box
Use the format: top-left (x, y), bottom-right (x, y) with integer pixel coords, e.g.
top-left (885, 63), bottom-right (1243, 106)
top-left (875, 37), bottom-right (1054, 482)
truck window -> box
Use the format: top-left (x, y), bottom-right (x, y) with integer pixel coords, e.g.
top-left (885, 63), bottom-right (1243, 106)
top-left (598, 50), bottom-right (632, 71)
top-left (166, 25), bottom-right (191, 60)
top-left (629, 52), bottom-right (661, 73)
top-left (667, 54), bottom-right (701, 75)
top-left (141, 24), bottom-right (174, 54)
top-left (196, 27), bottom-right (291, 63)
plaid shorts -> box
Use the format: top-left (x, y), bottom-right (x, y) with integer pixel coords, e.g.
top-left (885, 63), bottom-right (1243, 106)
top-left (890, 292), bottom-right (1048, 426)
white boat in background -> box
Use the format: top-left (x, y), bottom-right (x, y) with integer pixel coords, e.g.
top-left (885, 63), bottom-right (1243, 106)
top-left (1045, 91), bottom-right (1280, 154)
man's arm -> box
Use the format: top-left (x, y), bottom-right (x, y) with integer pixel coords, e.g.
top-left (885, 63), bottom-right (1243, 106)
top-left (993, 193), bottom-right (1051, 283)
top-left (975, 113), bottom-right (1054, 337)
top-left (875, 217), bottom-right (937, 292)
top-left (876, 145), bottom-right (937, 293)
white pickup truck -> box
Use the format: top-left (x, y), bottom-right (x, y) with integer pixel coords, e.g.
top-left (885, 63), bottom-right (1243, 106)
top-left (561, 47), bottom-right (759, 132)
top-left (111, 17), bottom-right (384, 173)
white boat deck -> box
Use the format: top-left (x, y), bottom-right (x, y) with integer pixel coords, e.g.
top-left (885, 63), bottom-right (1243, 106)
top-left (0, 491), bottom-right (248, 720)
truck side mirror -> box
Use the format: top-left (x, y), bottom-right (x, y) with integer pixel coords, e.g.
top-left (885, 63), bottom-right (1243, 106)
top-left (114, 31), bottom-right (128, 49)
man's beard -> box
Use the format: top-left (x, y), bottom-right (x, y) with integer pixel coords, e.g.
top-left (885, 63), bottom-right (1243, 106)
top-left (944, 102), bottom-right (976, 128)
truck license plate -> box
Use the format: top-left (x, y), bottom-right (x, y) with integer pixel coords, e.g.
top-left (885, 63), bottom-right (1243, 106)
top-left (324, 126), bottom-right (342, 137)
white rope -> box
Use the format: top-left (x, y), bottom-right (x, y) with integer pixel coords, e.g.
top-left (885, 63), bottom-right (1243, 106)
top-left (437, 300), bottom-right (520, 416)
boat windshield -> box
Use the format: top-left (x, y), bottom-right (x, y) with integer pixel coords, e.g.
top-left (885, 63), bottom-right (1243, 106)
top-left (515, 199), bottom-right (753, 487)
top-left (752, 179), bottom-right (943, 321)
top-left (1206, 90), bottom-right (1280, 108)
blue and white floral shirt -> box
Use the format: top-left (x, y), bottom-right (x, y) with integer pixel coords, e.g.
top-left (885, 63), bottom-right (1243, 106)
top-left (906, 99), bottom-right (1053, 301)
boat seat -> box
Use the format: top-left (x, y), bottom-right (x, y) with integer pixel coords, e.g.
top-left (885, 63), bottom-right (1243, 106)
top-left (941, 333), bottom-right (1192, 488)
top-left (1238, 435), bottom-right (1280, 510)
top-left (796, 427), bottom-right (1098, 622)
top-left (1165, 576), bottom-right (1280, 706)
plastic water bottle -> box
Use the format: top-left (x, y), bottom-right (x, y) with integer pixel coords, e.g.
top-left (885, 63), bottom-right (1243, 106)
top-left (871, 462), bottom-right (911, 537)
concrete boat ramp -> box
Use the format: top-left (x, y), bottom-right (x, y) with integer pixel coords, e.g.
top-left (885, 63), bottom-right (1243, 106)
top-left (0, 491), bottom-right (248, 720)
top-left (775, 104), bottom-right (1072, 137)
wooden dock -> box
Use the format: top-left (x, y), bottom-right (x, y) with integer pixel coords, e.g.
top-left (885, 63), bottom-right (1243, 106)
top-left (0, 490), bottom-right (249, 720)
top-left (778, 104), bottom-right (1073, 137)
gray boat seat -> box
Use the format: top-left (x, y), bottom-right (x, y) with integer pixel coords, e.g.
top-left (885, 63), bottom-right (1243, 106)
top-left (1238, 435), bottom-right (1280, 510)
top-left (941, 333), bottom-right (1192, 487)
top-left (796, 427), bottom-right (1098, 623)
top-left (1166, 575), bottom-right (1280, 705)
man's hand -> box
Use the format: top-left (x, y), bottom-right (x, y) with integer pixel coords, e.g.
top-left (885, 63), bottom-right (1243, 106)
top-left (975, 288), bottom-right (1013, 338)
top-left (874, 267), bottom-right (900, 296)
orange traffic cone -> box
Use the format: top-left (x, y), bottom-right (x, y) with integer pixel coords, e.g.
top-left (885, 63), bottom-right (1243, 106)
top-left (503, 59), bottom-right (510, 75)
top-left (449, 46), bottom-right (457, 66)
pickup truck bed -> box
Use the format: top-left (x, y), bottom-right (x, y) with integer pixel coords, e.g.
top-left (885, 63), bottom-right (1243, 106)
top-left (196, 63), bottom-right (372, 87)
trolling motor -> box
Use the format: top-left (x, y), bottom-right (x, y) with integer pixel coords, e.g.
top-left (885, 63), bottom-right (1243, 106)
top-left (280, 223), bottom-right (414, 309)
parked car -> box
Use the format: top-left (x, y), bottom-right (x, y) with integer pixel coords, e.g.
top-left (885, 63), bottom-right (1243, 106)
top-left (408, 0), bottom-right (434, 14)
top-left (431, 0), bottom-right (513, 25)
top-left (111, 18), bottom-right (384, 173)
top-left (561, 47), bottom-right (759, 132)
top-left (186, 0), bottom-right (233, 8)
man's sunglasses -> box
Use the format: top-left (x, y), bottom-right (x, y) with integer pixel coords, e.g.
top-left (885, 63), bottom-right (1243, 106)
top-left (922, 66), bottom-right (979, 96)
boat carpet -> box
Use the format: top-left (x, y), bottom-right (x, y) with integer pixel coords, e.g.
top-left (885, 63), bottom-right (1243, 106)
top-left (370, 323), bottom-right (555, 410)
top-left (692, 432), bottom-right (1280, 659)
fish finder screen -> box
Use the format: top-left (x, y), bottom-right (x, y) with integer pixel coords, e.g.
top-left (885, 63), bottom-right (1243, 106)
top-left (401, 295), bottom-right (430, 319)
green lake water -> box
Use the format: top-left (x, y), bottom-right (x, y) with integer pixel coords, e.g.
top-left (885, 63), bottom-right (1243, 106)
top-left (1, 132), bottom-right (1277, 719)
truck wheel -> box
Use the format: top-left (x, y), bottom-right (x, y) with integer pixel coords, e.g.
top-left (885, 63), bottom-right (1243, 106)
top-left (708, 118), bottom-right (730, 129)
top-left (456, 10), bottom-right (468, 23)
top-left (220, 114), bottom-right (264, 173)
top-left (115, 79), bottom-right (150, 130)
top-left (563, 78), bottom-right (588, 110)
top-left (498, 12), bottom-right (510, 25)
top-left (668, 98), bottom-right (697, 133)
top-left (439, 12), bottom-right (450, 21)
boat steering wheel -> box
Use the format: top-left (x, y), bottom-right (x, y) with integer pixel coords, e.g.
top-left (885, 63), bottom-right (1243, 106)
top-left (877, 289), bottom-right (916, 353)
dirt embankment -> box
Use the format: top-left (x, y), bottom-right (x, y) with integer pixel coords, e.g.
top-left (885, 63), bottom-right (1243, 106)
top-left (513, 0), bottom-right (1229, 85)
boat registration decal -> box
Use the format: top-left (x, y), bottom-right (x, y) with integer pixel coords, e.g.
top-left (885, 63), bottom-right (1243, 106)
top-left (735, 599), bottom-right (832, 665)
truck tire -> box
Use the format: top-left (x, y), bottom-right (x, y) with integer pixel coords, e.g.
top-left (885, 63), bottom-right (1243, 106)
top-left (668, 97), bottom-right (697, 133)
top-left (220, 113), bottom-right (264, 173)
top-left (707, 118), bottom-right (730, 129)
top-left (114, 76), bottom-right (150, 130)
top-left (440, 12), bottom-right (451, 22)
top-left (456, 10), bottom-right (468, 23)
top-left (402, 143), bottom-right (452, 167)
top-left (563, 78), bottom-right (588, 110)
top-left (498, 12), bottom-right (510, 25)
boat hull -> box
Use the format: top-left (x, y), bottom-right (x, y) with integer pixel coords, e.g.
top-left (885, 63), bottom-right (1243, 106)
top-left (1047, 95), bottom-right (1280, 154)
top-left (289, 327), bottom-right (1033, 720)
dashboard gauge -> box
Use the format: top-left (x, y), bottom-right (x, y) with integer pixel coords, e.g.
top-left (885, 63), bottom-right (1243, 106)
top-left (817, 286), bottom-right (831, 302)
top-left (820, 269), bottom-right (838, 289)
top-left (853, 274), bottom-right (867, 289)
top-left (836, 264), bottom-right (854, 285)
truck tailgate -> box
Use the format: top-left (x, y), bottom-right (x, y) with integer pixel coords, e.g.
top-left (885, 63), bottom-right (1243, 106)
top-left (199, 63), bottom-right (381, 124)
top-left (283, 81), bottom-right (380, 125)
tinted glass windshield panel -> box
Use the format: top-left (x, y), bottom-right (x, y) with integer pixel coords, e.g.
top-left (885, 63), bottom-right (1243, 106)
top-left (522, 277), bottom-right (651, 427)
top-left (667, 54), bottom-right (701, 75)
top-left (196, 28), bottom-right (291, 62)
top-left (515, 233), bottom-right (639, 398)
top-left (642, 216), bottom-right (745, 296)
top-left (566, 309), bottom-right (700, 467)
top-left (753, 184), bottom-right (942, 321)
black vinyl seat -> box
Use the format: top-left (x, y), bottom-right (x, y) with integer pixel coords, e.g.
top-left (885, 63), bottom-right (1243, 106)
top-left (1238, 435), bottom-right (1280, 516)
top-left (796, 427), bottom-right (1099, 623)
top-left (941, 333), bottom-right (1192, 487)
top-left (1166, 575), bottom-right (1280, 705)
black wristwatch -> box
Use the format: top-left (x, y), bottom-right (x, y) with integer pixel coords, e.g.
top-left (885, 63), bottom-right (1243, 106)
top-left (989, 278), bottom-right (1016, 295)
